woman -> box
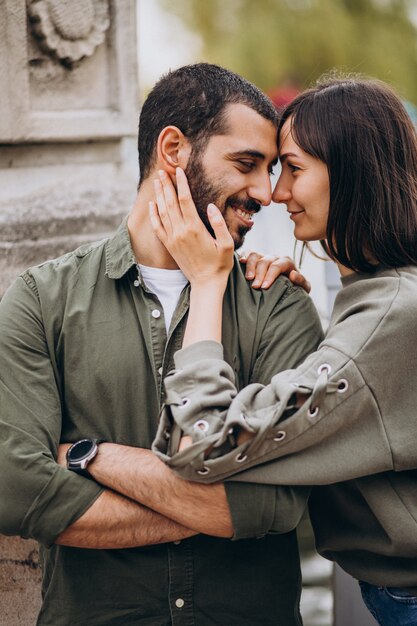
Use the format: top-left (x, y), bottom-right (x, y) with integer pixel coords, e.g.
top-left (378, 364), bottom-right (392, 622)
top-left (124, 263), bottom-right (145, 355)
top-left (150, 76), bottom-right (417, 626)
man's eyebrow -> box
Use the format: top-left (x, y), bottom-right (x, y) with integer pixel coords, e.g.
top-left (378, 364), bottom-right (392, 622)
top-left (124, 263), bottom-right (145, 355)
top-left (226, 150), bottom-right (278, 166)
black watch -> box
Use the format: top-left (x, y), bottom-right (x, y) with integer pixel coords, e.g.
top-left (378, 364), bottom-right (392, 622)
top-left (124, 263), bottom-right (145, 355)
top-left (66, 438), bottom-right (102, 476)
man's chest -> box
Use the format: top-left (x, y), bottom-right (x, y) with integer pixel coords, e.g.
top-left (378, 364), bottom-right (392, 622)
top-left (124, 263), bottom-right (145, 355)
top-left (55, 278), bottom-right (255, 446)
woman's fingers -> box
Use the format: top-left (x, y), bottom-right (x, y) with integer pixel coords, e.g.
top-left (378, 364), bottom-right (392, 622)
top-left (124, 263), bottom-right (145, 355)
top-left (153, 178), bottom-right (173, 234)
top-left (149, 201), bottom-right (167, 244)
top-left (158, 170), bottom-right (184, 225)
top-left (288, 269), bottom-right (311, 293)
top-left (259, 261), bottom-right (311, 292)
top-left (241, 253), bottom-right (311, 293)
top-left (207, 204), bottom-right (234, 250)
top-left (175, 167), bottom-right (201, 223)
top-left (241, 252), bottom-right (271, 283)
top-left (256, 260), bottom-right (289, 289)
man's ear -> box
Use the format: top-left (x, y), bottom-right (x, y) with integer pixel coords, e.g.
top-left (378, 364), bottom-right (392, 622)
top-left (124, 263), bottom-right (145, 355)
top-left (157, 126), bottom-right (192, 175)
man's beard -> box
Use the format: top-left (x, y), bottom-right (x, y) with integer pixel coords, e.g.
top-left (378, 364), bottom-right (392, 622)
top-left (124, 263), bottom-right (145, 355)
top-left (185, 151), bottom-right (260, 250)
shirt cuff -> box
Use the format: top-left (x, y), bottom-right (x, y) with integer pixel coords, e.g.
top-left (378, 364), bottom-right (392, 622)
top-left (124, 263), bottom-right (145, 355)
top-left (173, 341), bottom-right (224, 369)
top-left (224, 481), bottom-right (277, 540)
top-left (21, 468), bottom-right (104, 547)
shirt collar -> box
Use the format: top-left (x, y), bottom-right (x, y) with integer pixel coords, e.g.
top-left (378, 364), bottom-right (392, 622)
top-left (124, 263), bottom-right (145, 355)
top-left (105, 216), bottom-right (137, 279)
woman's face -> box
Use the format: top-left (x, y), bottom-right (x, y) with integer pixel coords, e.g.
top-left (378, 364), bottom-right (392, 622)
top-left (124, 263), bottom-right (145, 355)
top-left (272, 117), bottom-right (330, 242)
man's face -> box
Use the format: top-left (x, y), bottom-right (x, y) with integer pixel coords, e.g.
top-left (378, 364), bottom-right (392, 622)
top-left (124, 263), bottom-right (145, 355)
top-left (185, 103), bottom-right (278, 249)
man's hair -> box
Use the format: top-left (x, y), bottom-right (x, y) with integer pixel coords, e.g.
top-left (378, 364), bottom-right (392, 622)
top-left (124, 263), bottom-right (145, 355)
top-left (138, 63), bottom-right (278, 184)
top-left (279, 75), bottom-right (417, 272)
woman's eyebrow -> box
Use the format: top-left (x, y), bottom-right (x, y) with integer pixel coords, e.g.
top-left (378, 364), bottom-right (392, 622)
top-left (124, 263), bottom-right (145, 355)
top-left (280, 151), bottom-right (298, 163)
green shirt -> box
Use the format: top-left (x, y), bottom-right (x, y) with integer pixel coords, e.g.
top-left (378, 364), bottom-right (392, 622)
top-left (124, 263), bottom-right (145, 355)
top-left (0, 219), bottom-right (323, 625)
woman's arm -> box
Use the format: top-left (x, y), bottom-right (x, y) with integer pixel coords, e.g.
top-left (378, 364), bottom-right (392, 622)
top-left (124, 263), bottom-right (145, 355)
top-left (150, 168), bottom-right (233, 346)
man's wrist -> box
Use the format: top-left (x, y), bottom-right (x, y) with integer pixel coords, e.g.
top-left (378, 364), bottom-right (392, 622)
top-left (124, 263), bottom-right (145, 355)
top-left (66, 438), bottom-right (104, 476)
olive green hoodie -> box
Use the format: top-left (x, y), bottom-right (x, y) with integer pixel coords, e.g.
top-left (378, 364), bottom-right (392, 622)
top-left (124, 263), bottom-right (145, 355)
top-left (154, 265), bottom-right (417, 586)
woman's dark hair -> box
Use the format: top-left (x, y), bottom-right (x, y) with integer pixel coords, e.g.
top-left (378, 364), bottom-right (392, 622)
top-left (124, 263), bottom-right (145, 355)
top-left (138, 63), bottom-right (278, 185)
top-left (279, 76), bottom-right (417, 272)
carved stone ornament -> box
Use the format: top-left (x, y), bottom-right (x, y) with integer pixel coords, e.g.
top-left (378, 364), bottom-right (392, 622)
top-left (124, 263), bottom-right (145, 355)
top-left (27, 0), bottom-right (110, 65)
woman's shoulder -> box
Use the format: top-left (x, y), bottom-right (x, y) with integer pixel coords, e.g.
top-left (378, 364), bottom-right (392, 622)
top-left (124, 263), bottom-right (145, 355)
top-left (325, 265), bottom-right (417, 359)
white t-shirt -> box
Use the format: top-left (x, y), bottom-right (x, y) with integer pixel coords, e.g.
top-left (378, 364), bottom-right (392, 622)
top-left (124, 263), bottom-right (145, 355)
top-left (137, 264), bottom-right (188, 333)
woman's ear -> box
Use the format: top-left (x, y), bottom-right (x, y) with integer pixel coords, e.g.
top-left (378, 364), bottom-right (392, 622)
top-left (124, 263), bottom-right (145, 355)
top-left (157, 126), bottom-right (192, 175)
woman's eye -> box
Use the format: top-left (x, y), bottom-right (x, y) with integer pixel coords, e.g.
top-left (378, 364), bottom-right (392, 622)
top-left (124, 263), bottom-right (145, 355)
top-left (288, 163), bottom-right (301, 173)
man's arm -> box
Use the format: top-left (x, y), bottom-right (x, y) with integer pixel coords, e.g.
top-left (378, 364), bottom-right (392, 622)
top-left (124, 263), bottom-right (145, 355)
top-left (56, 489), bottom-right (196, 549)
top-left (58, 443), bottom-right (234, 538)
top-left (0, 276), bottom-right (195, 548)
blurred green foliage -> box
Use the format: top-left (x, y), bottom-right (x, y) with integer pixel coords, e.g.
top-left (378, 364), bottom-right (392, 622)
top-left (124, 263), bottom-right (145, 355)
top-left (160, 0), bottom-right (417, 102)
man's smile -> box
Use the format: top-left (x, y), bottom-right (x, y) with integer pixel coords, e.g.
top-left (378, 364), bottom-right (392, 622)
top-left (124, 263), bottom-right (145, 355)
top-left (227, 199), bottom-right (260, 228)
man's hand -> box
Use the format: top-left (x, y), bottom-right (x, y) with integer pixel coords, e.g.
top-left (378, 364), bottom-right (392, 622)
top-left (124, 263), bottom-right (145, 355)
top-left (57, 443), bottom-right (71, 467)
top-left (178, 435), bottom-right (193, 452)
top-left (239, 252), bottom-right (311, 293)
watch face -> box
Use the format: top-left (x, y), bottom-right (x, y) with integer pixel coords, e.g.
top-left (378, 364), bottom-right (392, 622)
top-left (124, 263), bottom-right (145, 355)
top-left (69, 439), bottom-right (95, 461)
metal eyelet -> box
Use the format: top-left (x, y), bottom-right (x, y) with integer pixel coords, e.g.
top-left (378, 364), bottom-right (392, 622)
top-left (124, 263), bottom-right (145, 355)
top-left (164, 431), bottom-right (171, 440)
top-left (273, 430), bottom-right (286, 442)
top-left (194, 419), bottom-right (209, 432)
top-left (179, 398), bottom-right (190, 408)
top-left (337, 379), bottom-right (349, 393)
top-left (197, 466), bottom-right (210, 475)
top-left (308, 406), bottom-right (319, 418)
top-left (318, 363), bottom-right (331, 375)
top-left (235, 452), bottom-right (247, 463)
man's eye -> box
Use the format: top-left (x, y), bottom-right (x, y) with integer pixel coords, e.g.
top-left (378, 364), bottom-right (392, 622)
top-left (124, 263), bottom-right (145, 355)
top-left (237, 161), bottom-right (256, 171)
top-left (268, 166), bottom-right (275, 176)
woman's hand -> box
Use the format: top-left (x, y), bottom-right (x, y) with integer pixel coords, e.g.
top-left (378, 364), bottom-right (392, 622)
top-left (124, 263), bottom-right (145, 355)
top-left (150, 168), bottom-right (234, 288)
top-left (239, 252), bottom-right (311, 293)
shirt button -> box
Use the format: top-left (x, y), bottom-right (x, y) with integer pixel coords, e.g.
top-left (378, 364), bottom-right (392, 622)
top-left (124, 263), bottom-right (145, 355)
top-left (151, 309), bottom-right (161, 318)
top-left (175, 598), bottom-right (185, 609)
top-left (173, 540), bottom-right (181, 545)
top-left (158, 367), bottom-right (163, 375)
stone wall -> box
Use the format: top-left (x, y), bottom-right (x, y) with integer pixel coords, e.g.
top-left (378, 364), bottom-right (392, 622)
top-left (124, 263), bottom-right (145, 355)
top-left (0, 1), bottom-right (139, 622)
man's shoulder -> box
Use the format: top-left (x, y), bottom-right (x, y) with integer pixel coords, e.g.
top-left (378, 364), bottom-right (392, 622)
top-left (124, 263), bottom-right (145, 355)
top-left (21, 237), bottom-right (108, 293)
top-left (229, 254), bottom-right (313, 310)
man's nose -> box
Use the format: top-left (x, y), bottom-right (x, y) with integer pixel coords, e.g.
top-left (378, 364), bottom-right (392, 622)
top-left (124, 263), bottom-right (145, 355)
top-left (248, 174), bottom-right (273, 206)
top-left (272, 174), bottom-right (291, 204)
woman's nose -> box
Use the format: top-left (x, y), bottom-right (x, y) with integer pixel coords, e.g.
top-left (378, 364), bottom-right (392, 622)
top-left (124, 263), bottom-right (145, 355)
top-left (272, 174), bottom-right (292, 204)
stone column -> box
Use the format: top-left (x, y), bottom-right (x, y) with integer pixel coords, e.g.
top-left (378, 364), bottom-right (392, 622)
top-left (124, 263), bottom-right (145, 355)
top-left (0, 0), bottom-right (139, 298)
top-left (0, 1), bottom-right (138, 622)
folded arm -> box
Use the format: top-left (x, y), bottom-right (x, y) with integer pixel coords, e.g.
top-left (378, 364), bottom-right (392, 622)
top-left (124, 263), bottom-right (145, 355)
top-left (56, 489), bottom-right (196, 549)
top-left (0, 276), bottom-right (195, 549)
top-left (60, 443), bottom-right (234, 538)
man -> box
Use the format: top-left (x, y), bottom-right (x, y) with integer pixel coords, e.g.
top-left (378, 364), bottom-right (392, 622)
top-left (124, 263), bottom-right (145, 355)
top-left (0, 64), bottom-right (322, 625)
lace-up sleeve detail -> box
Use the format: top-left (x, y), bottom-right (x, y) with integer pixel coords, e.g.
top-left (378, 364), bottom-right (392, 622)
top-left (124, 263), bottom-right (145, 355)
top-left (153, 340), bottom-right (392, 484)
